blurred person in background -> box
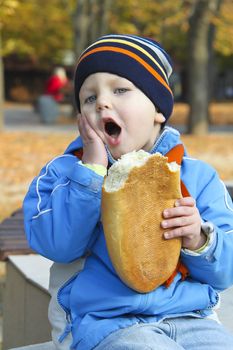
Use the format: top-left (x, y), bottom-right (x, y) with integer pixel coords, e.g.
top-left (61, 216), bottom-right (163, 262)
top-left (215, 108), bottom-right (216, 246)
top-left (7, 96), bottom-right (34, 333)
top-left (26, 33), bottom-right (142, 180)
top-left (37, 67), bottom-right (71, 124)
top-left (45, 67), bottom-right (69, 102)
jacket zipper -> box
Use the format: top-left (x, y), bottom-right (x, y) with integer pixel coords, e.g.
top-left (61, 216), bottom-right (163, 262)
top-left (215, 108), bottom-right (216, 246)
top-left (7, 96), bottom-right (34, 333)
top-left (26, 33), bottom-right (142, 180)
top-left (207, 291), bottom-right (220, 309)
top-left (57, 272), bottom-right (79, 343)
top-left (150, 128), bottom-right (169, 154)
top-left (195, 291), bottom-right (220, 317)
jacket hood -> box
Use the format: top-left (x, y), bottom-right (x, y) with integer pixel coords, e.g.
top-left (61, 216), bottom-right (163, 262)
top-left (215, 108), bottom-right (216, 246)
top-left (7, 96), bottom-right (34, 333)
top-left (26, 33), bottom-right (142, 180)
top-left (64, 136), bottom-right (83, 155)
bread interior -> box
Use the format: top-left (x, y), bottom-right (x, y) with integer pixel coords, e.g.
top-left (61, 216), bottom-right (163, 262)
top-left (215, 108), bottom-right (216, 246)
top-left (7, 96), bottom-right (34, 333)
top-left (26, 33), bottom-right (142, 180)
top-left (104, 150), bottom-right (179, 192)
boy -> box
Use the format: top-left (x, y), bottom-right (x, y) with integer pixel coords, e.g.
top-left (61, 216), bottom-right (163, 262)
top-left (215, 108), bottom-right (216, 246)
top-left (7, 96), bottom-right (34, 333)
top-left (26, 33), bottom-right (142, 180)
top-left (23, 34), bottom-right (233, 350)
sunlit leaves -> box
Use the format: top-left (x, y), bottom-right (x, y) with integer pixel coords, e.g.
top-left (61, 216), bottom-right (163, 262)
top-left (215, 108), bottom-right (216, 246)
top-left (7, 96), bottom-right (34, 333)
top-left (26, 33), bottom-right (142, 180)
top-left (1, 0), bottom-right (75, 65)
top-left (215, 0), bottom-right (233, 56)
top-left (0, 0), bottom-right (232, 66)
top-left (108, 0), bottom-right (233, 63)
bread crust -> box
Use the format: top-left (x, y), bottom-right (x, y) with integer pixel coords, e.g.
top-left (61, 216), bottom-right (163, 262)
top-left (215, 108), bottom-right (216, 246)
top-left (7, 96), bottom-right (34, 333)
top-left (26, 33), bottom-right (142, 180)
top-left (102, 153), bottom-right (182, 293)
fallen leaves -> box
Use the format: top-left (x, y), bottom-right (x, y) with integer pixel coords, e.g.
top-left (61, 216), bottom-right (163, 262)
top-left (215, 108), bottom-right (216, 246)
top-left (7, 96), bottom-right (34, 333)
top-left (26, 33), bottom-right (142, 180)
top-left (181, 134), bottom-right (233, 180)
top-left (0, 131), bottom-right (76, 222)
top-left (172, 102), bottom-right (233, 125)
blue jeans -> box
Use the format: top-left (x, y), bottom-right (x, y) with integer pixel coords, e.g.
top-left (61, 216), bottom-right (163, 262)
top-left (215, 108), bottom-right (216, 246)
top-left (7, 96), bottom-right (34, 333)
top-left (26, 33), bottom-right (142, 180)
top-left (94, 317), bottom-right (233, 350)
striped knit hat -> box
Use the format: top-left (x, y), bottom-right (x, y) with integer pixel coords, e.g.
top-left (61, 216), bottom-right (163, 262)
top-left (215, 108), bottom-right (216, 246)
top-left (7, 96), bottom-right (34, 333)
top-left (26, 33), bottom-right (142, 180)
top-left (74, 34), bottom-right (174, 120)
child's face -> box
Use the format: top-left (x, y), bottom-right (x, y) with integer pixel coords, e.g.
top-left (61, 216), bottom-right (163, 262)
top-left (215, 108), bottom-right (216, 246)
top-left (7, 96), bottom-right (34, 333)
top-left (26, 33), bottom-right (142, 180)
top-left (79, 72), bottom-right (165, 159)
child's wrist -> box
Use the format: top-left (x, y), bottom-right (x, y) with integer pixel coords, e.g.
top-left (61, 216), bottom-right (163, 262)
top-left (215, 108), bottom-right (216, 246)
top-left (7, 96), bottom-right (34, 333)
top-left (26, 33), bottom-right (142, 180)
top-left (79, 161), bottom-right (107, 177)
top-left (82, 150), bottom-right (108, 168)
top-left (185, 231), bottom-right (207, 251)
top-left (192, 233), bottom-right (210, 253)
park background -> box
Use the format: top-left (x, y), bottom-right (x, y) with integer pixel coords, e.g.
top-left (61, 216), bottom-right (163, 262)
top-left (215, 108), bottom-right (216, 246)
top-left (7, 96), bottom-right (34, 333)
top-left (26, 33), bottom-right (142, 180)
top-left (0, 0), bottom-right (233, 348)
top-left (1, 0), bottom-right (233, 223)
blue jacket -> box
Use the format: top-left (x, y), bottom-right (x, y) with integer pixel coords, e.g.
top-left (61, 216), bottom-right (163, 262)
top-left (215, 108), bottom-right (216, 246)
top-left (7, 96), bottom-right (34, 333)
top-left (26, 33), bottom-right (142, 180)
top-left (23, 127), bottom-right (233, 350)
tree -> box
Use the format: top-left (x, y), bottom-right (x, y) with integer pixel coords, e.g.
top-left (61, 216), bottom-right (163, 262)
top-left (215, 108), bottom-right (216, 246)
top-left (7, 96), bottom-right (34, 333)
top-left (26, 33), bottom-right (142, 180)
top-left (109, 0), bottom-right (233, 134)
top-left (0, 0), bottom-right (21, 130)
top-left (1, 0), bottom-right (232, 131)
top-left (109, 0), bottom-right (188, 62)
top-left (1, 0), bottom-right (74, 66)
top-left (73, 0), bottom-right (113, 59)
top-left (70, 0), bottom-right (112, 116)
top-left (0, 29), bottom-right (4, 130)
top-left (187, 0), bottom-right (222, 134)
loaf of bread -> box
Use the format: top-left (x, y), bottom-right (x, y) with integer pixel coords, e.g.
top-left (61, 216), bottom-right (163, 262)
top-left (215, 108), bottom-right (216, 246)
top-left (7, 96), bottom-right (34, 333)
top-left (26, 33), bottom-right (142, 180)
top-left (102, 150), bottom-right (182, 293)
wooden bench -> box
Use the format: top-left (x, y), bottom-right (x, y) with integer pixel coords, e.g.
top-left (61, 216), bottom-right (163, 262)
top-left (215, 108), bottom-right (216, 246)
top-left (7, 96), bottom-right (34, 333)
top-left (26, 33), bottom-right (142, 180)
top-left (0, 208), bottom-right (33, 261)
top-left (3, 255), bottom-right (52, 349)
top-left (0, 209), bottom-right (53, 349)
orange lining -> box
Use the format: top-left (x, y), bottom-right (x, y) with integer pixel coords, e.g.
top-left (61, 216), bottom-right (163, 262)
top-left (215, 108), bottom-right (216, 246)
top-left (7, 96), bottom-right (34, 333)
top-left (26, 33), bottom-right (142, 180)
top-left (166, 144), bottom-right (190, 197)
top-left (164, 144), bottom-right (189, 287)
top-left (165, 144), bottom-right (184, 165)
top-left (73, 149), bottom-right (83, 160)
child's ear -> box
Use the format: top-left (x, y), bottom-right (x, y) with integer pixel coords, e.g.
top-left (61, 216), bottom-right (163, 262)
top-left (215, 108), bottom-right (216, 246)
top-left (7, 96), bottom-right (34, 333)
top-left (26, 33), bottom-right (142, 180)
top-left (154, 112), bottom-right (166, 124)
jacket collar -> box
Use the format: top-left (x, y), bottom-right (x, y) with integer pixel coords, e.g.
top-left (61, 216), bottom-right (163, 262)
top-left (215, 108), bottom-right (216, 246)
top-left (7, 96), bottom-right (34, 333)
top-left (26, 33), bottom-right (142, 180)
top-left (107, 126), bottom-right (185, 165)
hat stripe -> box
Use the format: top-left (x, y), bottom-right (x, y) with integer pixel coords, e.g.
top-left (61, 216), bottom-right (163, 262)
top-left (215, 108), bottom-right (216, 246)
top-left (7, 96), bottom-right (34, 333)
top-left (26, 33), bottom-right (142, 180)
top-left (101, 34), bottom-right (172, 79)
top-left (125, 35), bottom-right (173, 78)
top-left (83, 38), bottom-right (169, 83)
top-left (78, 46), bottom-right (172, 95)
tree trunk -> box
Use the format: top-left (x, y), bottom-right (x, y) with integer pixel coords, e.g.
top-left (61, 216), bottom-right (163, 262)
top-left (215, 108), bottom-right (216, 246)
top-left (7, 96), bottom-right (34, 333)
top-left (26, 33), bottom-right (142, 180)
top-left (73, 0), bottom-right (90, 59)
top-left (72, 0), bottom-right (112, 117)
top-left (0, 29), bottom-right (4, 130)
top-left (98, 0), bottom-right (112, 36)
top-left (208, 0), bottom-right (221, 106)
top-left (187, 0), bottom-right (222, 134)
top-left (73, 0), bottom-right (113, 59)
top-left (88, 0), bottom-right (100, 43)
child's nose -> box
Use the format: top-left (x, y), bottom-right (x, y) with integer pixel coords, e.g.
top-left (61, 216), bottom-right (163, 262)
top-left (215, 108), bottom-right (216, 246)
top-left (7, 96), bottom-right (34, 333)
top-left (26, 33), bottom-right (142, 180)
top-left (96, 95), bottom-right (112, 111)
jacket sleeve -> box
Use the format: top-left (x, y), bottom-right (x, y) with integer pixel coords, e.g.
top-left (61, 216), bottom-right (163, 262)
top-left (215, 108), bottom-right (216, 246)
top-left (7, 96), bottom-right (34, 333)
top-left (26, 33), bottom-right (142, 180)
top-left (180, 159), bottom-right (233, 291)
top-left (23, 155), bottom-right (104, 263)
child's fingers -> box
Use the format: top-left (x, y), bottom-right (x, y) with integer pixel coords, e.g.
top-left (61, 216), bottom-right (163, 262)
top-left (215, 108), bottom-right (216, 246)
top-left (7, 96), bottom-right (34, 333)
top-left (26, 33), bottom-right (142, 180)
top-left (175, 197), bottom-right (196, 207)
top-left (163, 224), bottom-right (196, 239)
top-left (161, 196), bottom-right (202, 243)
top-left (163, 205), bottom-right (194, 219)
top-left (78, 114), bottom-right (96, 140)
top-left (162, 205), bottom-right (200, 229)
top-left (161, 214), bottom-right (195, 230)
top-left (163, 197), bottom-right (197, 220)
top-left (77, 115), bottom-right (87, 140)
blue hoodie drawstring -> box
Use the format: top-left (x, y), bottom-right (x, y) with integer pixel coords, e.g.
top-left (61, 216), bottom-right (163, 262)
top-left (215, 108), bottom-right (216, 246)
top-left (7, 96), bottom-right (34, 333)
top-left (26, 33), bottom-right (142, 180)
top-left (59, 322), bottom-right (72, 343)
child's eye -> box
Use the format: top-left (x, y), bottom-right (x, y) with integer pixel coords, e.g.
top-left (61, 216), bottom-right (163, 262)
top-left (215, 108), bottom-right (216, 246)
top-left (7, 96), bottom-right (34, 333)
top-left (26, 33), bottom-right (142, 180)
top-left (114, 88), bottom-right (129, 94)
top-left (85, 95), bottom-right (96, 104)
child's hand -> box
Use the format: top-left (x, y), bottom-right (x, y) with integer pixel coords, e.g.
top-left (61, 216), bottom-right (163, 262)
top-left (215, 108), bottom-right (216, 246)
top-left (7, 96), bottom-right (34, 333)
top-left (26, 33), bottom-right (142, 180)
top-left (161, 197), bottom-right (206, 251)
top-left (78, 113), bottom-right (108, 167)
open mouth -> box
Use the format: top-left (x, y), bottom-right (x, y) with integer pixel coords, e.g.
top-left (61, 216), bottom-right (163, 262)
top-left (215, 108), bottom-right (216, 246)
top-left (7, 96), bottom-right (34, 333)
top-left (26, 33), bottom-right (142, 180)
top-left (104, 121), bottom-right (121, 138)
